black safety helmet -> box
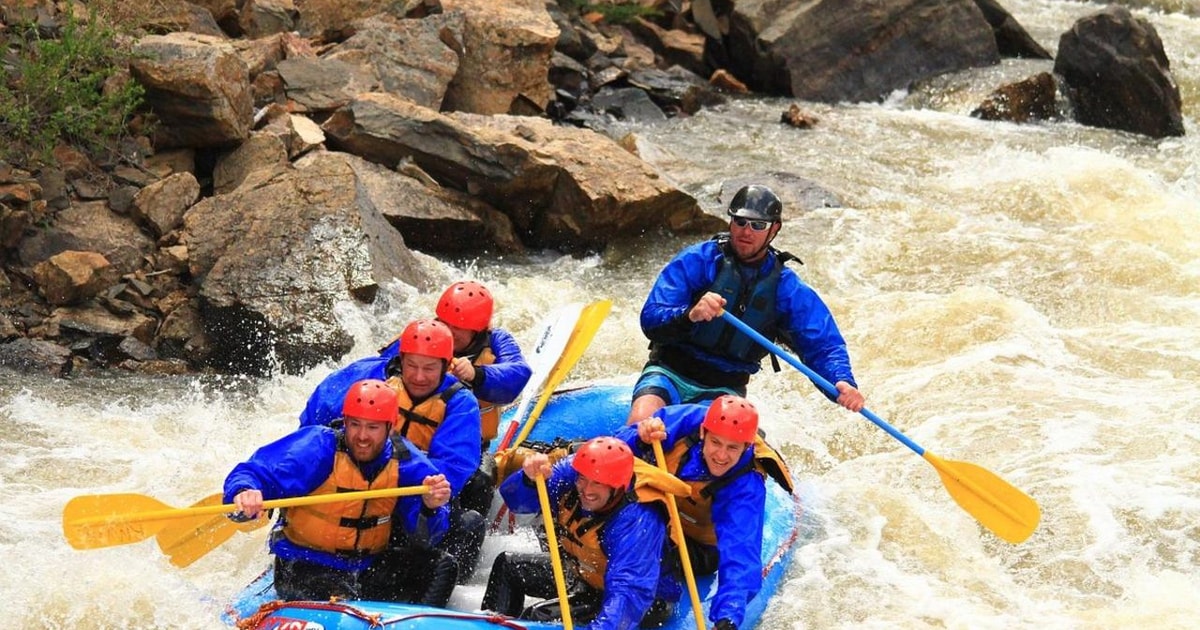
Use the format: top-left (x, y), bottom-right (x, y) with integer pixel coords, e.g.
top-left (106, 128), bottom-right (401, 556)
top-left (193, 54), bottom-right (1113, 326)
top-left (727, 185), bottom-right (782, 223)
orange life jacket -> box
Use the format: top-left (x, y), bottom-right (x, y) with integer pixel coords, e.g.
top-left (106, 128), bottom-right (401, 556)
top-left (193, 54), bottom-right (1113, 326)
top-left (280, 435), bottom-right (405, 556)
top-left (664, 432), bottom-right (793, 545)
top-left (556, 459), bottom-right (689, 589)
top-left (384, 378), bottom-right (463, 451)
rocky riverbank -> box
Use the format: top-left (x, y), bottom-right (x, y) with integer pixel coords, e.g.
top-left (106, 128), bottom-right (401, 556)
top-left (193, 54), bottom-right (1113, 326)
top-left (0, 0), bottom-right (1184, 377)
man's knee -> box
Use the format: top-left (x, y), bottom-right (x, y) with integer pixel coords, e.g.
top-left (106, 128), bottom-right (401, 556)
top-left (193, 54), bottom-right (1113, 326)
top-left (639, 598), bottom-right (676, 628)
top-left (628, 396), bottom-right (667, 424)
top-left (455, 508), bottom-right (485, 542)
top-left (460, 467), bottom-right (496, 515)
top-left (482, 552), bottom-right (523, 617)
top-left (420, 549), bottom-right (458, 608)
top-left (446, 508), bottom-right (485, 583)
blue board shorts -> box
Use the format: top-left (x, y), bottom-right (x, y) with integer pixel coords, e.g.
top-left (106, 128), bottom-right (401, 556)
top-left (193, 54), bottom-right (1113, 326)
top-left (632, 364), bottom-right (745, 406)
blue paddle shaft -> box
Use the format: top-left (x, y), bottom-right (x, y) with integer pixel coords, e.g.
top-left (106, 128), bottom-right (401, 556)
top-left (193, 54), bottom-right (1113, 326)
top-left (719, 311), bottom-right (926, 457)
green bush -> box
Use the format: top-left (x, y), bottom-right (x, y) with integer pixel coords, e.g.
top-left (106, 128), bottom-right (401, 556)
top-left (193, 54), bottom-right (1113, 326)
top-left (0, 11), bottom-right (144, 164)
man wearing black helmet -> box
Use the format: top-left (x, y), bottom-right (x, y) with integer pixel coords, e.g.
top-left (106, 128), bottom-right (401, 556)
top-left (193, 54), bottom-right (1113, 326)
top-left (627, 184), bottom-right (865, 424)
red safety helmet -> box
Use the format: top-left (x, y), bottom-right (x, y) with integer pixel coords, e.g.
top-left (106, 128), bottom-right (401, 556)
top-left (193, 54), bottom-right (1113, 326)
top-left (701, 395), bottom-right (759, 443)
top-left (572, 437), bottom-right (634, 489)
top-left (399, 318), bottom-right (454, 362)
top-left (342, 379), bottom-right (398, 425)
top-left (436, 281), bottom-right (494, 332)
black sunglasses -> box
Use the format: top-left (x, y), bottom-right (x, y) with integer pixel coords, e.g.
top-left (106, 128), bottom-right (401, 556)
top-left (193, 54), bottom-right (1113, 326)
top-left (732, 216), bottom-right (771, 231)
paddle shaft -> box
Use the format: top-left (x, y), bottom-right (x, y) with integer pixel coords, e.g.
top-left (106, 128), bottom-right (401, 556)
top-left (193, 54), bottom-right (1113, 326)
top-left (71, 486), bottom-right (430, 527)
top-left (652, 441), bottom-right (707, 630)
top-left (719, 310), bottom-right (1040, 543)
top-left (535, 475), bottom-right (573, 630)
top-left (718, 311), bottom-right (926, 456)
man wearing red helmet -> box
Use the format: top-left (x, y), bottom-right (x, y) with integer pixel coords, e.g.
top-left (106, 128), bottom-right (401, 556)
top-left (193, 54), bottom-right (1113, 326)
top-left (482, 437), bottom-right (688, 630)
top-left (616, 396), bottom-right (793, 630)
top-left (387, 318), bottom-right (492, 584)
top-left (224, 379), bottom-right (455, 605)
top-left (300, 318), bottom-right (489, 583)
top-left (435, 280), bottom-right (532, 445)
top-left (629, 184), bottom-right (864, 424)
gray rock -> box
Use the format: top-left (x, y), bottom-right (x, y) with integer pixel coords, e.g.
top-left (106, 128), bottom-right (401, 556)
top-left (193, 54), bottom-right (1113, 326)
top-left (1054, 6), bottom-right (1184, 138)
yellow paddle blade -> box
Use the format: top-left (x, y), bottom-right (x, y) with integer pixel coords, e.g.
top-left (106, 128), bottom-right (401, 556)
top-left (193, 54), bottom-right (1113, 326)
top-left (512, 299), bottom-right (611, 449)
top-left (63, 493), bottom-right (176, 550)
top-left (924, 453), bottom-right (1041, 544)
top-left (503, 303), bottom-right (587, 440)
top-left (64, 486), bottom-right (430, 555)
top-left (156, 494), bottom-right (268, 568)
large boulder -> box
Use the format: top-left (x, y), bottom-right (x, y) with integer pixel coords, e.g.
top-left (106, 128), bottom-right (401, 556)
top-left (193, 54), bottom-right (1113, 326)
top-left (323, 12), bottom-right (464, 110)
top-left (211, 132), bottom-right (290, 194)
top-left (1054, 6), bottom-right (1185, 138)
top-left (724, 0), bottom-right (999, 102)
top-left (294, 0), bottom-right (407, 42)
top-left (339, 154), bottom-right (524, 255)
top-left (32, 251), bottom-right (118, 306)
top-left (971, 72), bottom-right (1059, 124)
top-left (178, 151), bottom-right (434, 375)
top-left (0, 338), bottom-right (73, 377)
top-left (973, 0), bottom-right (1051, 59)
top-left (440, 0), bottom-right (559, 114)
top-left (129, 33), bottom-right (254, 149)
top-left (130, 172), bottom-right (201, 238)
top-left (322, 92), bottom-right (721, 251)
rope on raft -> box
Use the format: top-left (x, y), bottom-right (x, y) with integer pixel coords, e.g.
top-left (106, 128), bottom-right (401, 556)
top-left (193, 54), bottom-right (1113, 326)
top-left (235, 598), bottom-right (534, 629)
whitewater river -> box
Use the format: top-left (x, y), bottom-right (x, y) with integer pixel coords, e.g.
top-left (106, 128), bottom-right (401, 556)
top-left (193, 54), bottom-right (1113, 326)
top-left (3, 1), bottom-right (1198, 627)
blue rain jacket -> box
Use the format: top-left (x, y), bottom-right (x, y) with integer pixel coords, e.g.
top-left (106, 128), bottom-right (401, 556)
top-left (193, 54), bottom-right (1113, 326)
top-left (223, 425), bottom-right (449, 572)
top-left (640, 238), bottom-right (857, 388)
top-left (300, 369), bottom-right (481, 496)
top-left (615, 404), bottom-right (766, 628)
top-left (499, 456), bottom-right (667, 630)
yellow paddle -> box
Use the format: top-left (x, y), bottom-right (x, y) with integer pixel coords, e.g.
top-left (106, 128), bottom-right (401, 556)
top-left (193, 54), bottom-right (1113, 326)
top-left (63, 486), bottom-right (430, 553)
top-left (491, 300), bottom-right (611, 534)
top-left (155, 493), bottom-right (269, 567)
top-left (498, 302), bottom-right (589, 450)
top-left (534, 473), bottom-right (573, 630)
top-left (719, 310), bottom-right (1041, 543)
top-left (652, 440), bottom-right (706, 630)
top-left (509, 299), bottom-right (611, 450)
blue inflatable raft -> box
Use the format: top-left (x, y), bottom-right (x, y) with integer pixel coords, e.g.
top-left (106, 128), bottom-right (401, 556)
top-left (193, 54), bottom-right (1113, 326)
top-left (225, 385), bottom-right (806, 629)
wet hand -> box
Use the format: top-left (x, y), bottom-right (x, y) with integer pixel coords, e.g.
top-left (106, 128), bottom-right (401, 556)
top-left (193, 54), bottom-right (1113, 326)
top-left (638, 418), bottom-right (667, 444)
top-left (233, 489), bottom-right (264, 520)
top-left (422, 474), bottom-right (451, 509)
top-left (448, 357), bottom-right (476, 383)
top-left (522, 453), bottom-right (552, 480)
top-left (835, 381), bottom-right (865, 412)
top-left (688, 292), bottom-right (726, 322)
